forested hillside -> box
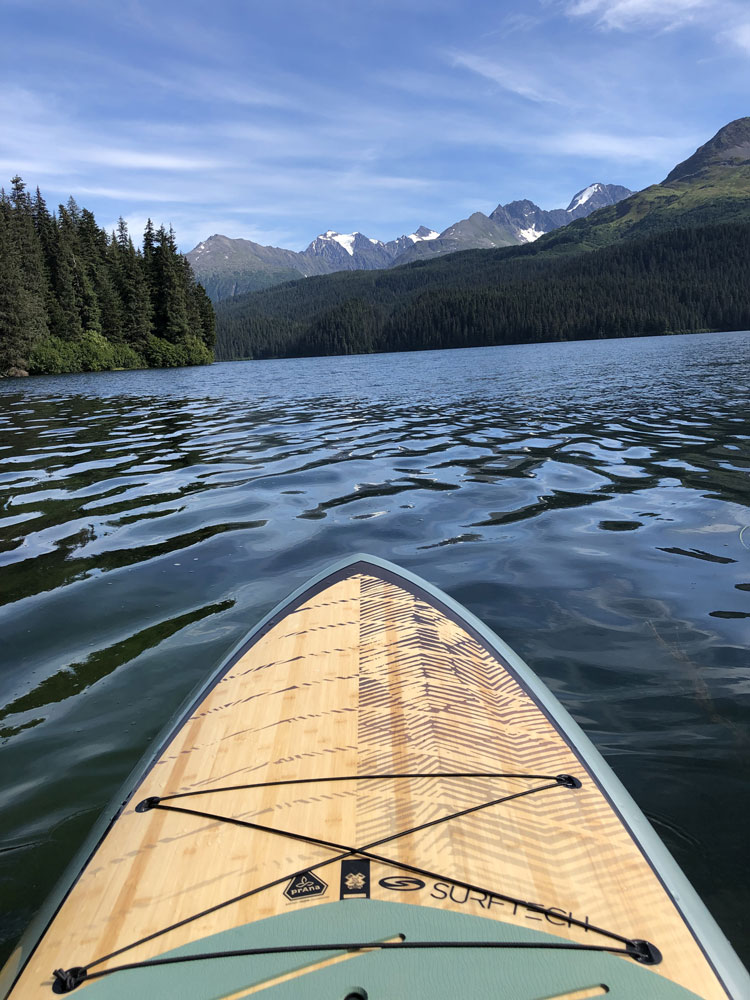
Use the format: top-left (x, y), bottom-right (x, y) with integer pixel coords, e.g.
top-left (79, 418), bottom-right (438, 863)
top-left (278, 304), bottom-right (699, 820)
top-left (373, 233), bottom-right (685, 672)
top-left (216, 221), bottom-right (750, 359)
top-left (0, 177), bottom-right (215, 376)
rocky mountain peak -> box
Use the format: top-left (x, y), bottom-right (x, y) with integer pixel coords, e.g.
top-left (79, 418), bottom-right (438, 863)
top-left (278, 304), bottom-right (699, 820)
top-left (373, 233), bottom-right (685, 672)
top-left (664, 117), bottom-right (750, 184)
top-left (411, 225), bottom-right (439, 241)
top-left (565, 183), bottom-right (634, 217)
top-left (189, 183), bottom-right (633, 298)
top-left (566, 183), bottom-right (605, 211)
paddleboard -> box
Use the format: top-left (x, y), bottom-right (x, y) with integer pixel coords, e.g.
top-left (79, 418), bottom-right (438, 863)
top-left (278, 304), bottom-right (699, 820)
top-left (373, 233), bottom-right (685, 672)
top-left (1, 554), bottom-right (748, 999)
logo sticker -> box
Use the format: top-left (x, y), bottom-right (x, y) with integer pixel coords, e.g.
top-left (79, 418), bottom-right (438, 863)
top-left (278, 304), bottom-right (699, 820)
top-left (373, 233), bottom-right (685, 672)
top-left (340, 859), bottom-right (370, 899)
top-left (283, 870), bottom-right (328, 901)
top-left (379, 876), bottom-right (425, 891)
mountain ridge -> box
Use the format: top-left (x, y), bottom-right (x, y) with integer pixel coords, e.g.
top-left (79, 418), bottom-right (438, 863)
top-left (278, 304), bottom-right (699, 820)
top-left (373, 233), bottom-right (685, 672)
top-left (531, 117), bottom-right (750, 255)
top-left (188, 182), bottom-right (632, 301)
top-left (212, 116), bottom-right (750, 363)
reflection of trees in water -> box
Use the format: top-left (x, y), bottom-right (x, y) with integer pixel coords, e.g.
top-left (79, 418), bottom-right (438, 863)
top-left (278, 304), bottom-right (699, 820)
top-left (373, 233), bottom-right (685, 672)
top-left (647, 619), bottom-right (749, 749)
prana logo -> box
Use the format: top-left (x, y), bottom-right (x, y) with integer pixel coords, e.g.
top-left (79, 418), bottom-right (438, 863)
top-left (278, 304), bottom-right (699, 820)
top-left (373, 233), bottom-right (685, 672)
top-left (283, 870), bottom-right (328, 901)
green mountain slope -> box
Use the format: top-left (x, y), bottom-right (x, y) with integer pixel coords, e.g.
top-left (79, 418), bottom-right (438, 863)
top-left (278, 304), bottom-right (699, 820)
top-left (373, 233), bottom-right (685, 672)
top-left (535, 117), bottom-right (750, 254)
top-left (186, 233), bottom-right (332, 301)
top-left (215, 221), bottom-right (750, 360)
top-left (215, 118), bottom-right (750, 361)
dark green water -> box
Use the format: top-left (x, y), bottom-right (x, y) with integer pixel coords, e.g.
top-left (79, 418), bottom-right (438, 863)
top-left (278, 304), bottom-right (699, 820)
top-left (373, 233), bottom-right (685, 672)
top-left (1, 331), bottom-right (749, 967)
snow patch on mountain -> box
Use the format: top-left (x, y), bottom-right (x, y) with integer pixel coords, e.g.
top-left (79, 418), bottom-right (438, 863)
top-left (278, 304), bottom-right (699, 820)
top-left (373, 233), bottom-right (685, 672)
top-left (189, 183), bottom-right (633, 299)
top-left (516, 226), bottom-right (546, 243)
top-left (568, 184), bottom-right (601, 211)
top-left (315, 230), bottom-right (357, 255)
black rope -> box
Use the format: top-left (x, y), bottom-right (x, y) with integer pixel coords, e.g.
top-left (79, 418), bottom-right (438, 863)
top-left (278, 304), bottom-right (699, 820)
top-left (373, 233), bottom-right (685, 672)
top-left (150, 782), bottom-right (634, 949)
top-left (148, 778), bottom-right (564, 861)
top-left (155, 771), bottom-right (564, 803)
top-left (58, 775), bottom-right (574, 979)
top-left (51, 769), bottom-right (660, 992)
top-left (53, 937), bottom-right (648, 993)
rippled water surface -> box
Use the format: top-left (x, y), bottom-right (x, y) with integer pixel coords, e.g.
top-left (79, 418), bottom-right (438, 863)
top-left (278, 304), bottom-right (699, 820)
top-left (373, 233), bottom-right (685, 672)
top-left (1, 331), bottom-right (749, 966)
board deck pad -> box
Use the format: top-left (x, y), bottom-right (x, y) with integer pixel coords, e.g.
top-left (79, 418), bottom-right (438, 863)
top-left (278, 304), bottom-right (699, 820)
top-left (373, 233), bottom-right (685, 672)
top-left (2, 557), bottom-right (746, 999)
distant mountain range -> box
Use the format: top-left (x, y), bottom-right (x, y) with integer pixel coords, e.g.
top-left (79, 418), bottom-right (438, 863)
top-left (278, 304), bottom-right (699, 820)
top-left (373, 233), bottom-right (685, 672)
top-left (395, 182), bottom-right (632, 265)
top-left (213, 117), bottom-right (750, 362)
top-left (188, 183), bottom-right (632, 301)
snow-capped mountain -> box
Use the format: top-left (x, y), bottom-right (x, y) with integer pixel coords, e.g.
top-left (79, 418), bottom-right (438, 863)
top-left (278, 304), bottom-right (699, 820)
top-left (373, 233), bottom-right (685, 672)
top-left (494, 185), bottom-right (633, 244)
top-left (304, 231), bottom-right (393, 270)
top-left (187, 185), bottom-right (632, 301)
top-left (385, 225), bottom-right (440, 256)
top-left (304, 227), bottom-right (440, 270)
top-left (395, 183), bottom-right (633, 264)
top-left (565, 182), bottom-right (632, 217)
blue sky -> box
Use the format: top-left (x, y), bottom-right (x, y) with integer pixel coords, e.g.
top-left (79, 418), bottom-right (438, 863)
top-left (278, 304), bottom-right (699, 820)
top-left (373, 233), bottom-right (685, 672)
top-left (2, 0), bottom-right (749, 252)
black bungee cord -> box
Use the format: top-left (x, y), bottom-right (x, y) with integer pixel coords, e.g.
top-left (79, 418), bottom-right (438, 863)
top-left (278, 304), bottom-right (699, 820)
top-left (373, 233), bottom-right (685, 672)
top-left (51, 771), bottom-right (661, 993)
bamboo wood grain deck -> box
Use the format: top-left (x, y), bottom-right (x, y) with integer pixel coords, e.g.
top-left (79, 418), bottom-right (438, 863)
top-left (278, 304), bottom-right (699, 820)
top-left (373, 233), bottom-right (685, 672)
top-left (5, 566), bottom-right (730, 999)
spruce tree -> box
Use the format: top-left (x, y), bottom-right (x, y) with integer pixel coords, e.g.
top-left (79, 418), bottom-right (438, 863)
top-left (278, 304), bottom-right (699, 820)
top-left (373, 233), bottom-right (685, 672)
top-left (152, 224), bottom-right (189, 343)
top-left (113, 219), bottom-right (152, 348)
top-left (0, 177), bottom-right (215, 374)
top-left (7, 176), bottom-right (48, 356)
top-left (52, 205), bottom-right (86, 341)
top-left (142, 217), bottom-right (157, 304)
top-left (195, 282), bottom-right (216, 348)
top-left (0, 195), bottom-right (36, 372)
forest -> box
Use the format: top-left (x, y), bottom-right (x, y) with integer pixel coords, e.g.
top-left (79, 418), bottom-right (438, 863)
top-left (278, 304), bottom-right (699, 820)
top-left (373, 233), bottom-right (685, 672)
top-left (0, 176), bottom-right (215, 376)
top-left (215, 221), bottom-right (750, 360)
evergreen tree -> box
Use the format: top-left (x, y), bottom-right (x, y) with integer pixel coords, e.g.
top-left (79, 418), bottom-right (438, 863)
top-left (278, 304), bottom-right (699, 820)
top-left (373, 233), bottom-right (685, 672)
top-left (112, 219), bottom-right (151, 348)
top-left (51, 205), bottom-right (85, 341)
top-left (141, 217), bottom-right (157, 303)
top-left (0, 195), bottom-right (37, 371)
top-left (0, 176), bottom-right (215, 375)
top-left (195, 282), bottom-right (216, 349)
top-left (151, 224), bottom-right (189, 343)
top-left (7, 176), bottom-right (48, 354)
top-left (76, 207), bottom-right (106, 335)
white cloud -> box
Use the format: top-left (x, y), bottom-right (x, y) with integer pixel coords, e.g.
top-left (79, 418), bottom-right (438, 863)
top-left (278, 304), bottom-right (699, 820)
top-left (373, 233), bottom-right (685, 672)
top-left (565, 0), bottom-right (750, 64)
top-left (450, 51), bottom-right (569, 105)
top-left (72, 184), bottom-right (201, 203)
top-left (82, 149), bottom-right (225, 171)
top-left (719, 18), bottom-right (750, 54)
top-left (566, 0), bottom-right (711, 31)
top-left (543, 129), bottom-right (695, 163)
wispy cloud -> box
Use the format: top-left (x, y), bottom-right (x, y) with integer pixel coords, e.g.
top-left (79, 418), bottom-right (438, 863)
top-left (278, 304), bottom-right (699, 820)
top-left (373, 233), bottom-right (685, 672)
top-left (450, 51), bottom-right (568, 104)
top-left (565, 0), bottom-right (750, 64)
top-left (2, 0), bottom-right (747, 252)
top-left (543, 129), bottom-right (695, 163)
top-left (565, 0), bottom-right (711, 31)
top-left (72, 185), bottom-right (204, 203)
top-left (717, 15), bottom-right (750, 54)
top-left (82, 149), bottom-right (225, 171)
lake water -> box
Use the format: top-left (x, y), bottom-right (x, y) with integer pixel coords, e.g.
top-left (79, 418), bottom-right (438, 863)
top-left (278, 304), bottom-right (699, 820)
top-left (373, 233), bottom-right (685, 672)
top-left (1, 330), bottom-right (749, 968)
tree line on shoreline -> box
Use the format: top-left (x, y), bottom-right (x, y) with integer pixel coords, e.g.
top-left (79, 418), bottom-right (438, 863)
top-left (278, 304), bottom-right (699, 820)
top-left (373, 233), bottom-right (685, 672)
top-left (215, 221), bottom-right (750, 359)
top-left (0, 176), bottom-right (215, 376)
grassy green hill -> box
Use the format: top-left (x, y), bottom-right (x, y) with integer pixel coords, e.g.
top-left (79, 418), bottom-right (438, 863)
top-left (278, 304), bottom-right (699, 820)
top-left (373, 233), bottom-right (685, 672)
top-left (534, 117), bottom-right (750, 254)
top-left (536, 167), bottom-right (750, 255)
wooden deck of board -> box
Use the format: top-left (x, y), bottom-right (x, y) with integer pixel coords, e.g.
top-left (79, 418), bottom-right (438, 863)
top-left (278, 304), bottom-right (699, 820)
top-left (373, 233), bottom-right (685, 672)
top-left (7, 569), bottom-right (729, 999)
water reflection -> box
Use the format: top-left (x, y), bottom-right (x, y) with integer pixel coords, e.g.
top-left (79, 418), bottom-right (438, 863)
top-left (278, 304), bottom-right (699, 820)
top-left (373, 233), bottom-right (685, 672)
top-left (0, 331), bottom-right (749, 963)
